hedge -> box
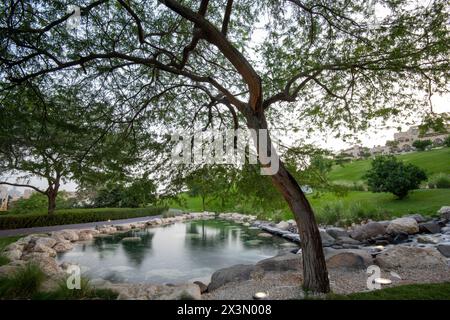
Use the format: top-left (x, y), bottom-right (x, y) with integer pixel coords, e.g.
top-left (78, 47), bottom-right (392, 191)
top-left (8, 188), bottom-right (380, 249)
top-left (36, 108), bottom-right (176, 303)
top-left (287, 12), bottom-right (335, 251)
top-left (0, 207), bottom-right (165, 230)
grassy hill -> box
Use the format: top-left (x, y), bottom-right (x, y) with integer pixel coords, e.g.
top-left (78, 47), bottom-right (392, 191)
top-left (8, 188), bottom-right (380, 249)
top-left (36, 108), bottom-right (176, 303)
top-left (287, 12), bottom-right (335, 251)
top-left (329, 147), bottom-right (450, 184)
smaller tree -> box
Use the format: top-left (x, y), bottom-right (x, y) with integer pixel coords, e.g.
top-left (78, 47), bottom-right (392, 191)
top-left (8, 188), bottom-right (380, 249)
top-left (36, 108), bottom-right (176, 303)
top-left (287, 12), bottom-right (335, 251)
top-left (413, 139), bottom-right (432, 151)
top-left (444, 136), bottom-right (450, 148)
top-left (365, 156), bottom-right (427, 199)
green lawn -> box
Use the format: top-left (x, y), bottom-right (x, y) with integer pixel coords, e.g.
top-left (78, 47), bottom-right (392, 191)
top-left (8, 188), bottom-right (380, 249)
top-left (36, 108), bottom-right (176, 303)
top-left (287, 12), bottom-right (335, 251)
top-left (329, 147), bottom-right (450, 184)
top-left (329, 282), bottom-right (450, 300)
top-left (169, 189), bottom-right (450, 222)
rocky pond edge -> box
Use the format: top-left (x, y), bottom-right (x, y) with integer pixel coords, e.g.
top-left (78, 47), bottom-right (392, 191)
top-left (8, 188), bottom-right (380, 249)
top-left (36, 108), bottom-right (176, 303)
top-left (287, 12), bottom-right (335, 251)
top-left (1, 207), bottom-right (450, 300)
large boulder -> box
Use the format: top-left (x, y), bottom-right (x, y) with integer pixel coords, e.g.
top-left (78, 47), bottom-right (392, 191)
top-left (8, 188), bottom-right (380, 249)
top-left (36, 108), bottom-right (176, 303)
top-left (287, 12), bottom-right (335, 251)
top-left (326, 227), bottom-right (349, 239)
top-left (32, 243), bottom-right (57, 257)
top-left (375, 246), bottom-right (447, 270)
top-left (275, 221), bottom-right (290, 231)
top-left (255, 253), bottom-right (302, 272)
top-left (3, 249), bottom-right (22, 261)
top-left (405, 214), bottom-right (427, 223)
top-left (438, 206), bottom-right (450, 220)
top-left (52, 230), bottom-right (79, 242)
top-left (208, 264), bottom-right (256, 291)
top-left (320, 230), bottom-right (335, 246)
top-left (53, 241), bottom-right (74, 252)
top-left (22, 255), bottom-right (62, 276)
top-left (4, 242), bottom-right (24, 252)
top-left (419, 222), bottom-right (441, 234)
top-left (34, 237), bottom-right (57, 248)
top-left (386, 218), bottom-right (419, 235)
top-left (324, 248), bottom-right (372, 269)
top-left (437, 244), bottom-right (450, 258)
top-left (350, 222), bottom-right (386, 241)
top-left (78, 230), bottom-right (94, 241)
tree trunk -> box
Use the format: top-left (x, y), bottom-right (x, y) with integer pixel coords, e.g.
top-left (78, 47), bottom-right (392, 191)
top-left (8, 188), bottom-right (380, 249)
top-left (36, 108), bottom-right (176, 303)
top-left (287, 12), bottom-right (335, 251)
top-left (202, 196), bottom-right (205, 211)
top-left (47, 191), bottom-right (57, 215)
top-left (245, 112), bottom-right (330, 293)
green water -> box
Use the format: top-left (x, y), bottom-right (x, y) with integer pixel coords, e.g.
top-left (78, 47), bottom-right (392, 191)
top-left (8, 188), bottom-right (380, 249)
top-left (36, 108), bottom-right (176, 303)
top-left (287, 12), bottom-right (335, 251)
top-left (56, 219), bottom-right (298, 284)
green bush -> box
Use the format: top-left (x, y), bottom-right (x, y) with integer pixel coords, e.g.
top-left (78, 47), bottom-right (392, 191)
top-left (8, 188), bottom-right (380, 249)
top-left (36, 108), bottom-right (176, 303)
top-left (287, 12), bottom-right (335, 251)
top-left (0, 264), bottom-right (46, 299)
top-left (364, 156), bottom-right (427, 199)
top-left (9, 192), bottom-right (75, 215)
top-left (0, 207), bottom-right (165, 230)
top-left (316, 201), bottom-right (345, 225)
top-left (412, 139), bottom-right (432, 151)
top-left (428, 173), bottom-right (450, 189)
top-left (444, 136), bottom-right (450, 147)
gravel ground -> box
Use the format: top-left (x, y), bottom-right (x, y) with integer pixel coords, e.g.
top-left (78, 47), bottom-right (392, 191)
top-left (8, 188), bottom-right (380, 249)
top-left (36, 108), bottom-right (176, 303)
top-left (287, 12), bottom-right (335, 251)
top-left (203, 265), bottom-right (450, 300)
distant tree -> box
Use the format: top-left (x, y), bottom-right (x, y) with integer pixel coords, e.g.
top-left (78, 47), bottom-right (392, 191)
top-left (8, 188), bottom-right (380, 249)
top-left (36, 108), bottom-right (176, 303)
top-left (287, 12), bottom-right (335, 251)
top-left (386, 140), bottom-right (400, 153)
top-left (365, 156), bottom-right (427, 199)
top-left (0, 86), bottom-right (145, 214)
top-left (444, 136), bottom-right (450, 147)
top-left (123, 174), bottom-right (157, 208)
top-left (9, 191), bottom-right (73, 214)
top-left (413, 139), bottom-right (433, 151)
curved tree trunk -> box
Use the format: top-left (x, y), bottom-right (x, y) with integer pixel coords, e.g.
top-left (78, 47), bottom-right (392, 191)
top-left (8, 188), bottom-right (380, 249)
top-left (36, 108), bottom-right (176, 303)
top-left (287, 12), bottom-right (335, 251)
top-left (246, 112), bottom-right (330, 293)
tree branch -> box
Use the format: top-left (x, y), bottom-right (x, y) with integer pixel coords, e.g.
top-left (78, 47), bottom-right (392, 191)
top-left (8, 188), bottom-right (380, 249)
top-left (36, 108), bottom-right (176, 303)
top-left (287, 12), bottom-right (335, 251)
top-left (0, 182), bottom-right (46, 195)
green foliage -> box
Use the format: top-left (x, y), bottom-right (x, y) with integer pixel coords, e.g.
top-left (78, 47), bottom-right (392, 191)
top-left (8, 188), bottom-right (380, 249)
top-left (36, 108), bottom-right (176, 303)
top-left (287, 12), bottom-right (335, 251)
top-left (93, 175), bottom-right (157, 208)
top-left (412, 139), bottom-right (433, 151)
top-left (428, 173), bottom-right (450, 189)
top-left (315, 201), bottom-right (345, 225)
top-left (0, 264), bottom-right (46, 299)
top-left (329, 148), bottom-right (450, 184)
top-left (0, 207), bottom-right (164, 230)
top-left (364, 156), bottom-right (428, 199)
top-left (329, 282), bottom-right (450, 300)
top-left (9, 192), bottom-right (75, 215)
top-left (444, 136), bottom-right (450, 147)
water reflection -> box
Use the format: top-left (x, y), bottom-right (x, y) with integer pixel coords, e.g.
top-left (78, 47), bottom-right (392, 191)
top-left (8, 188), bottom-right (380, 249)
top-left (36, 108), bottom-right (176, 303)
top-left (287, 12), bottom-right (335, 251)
top-left (56, 219), bottom-right (298, 284)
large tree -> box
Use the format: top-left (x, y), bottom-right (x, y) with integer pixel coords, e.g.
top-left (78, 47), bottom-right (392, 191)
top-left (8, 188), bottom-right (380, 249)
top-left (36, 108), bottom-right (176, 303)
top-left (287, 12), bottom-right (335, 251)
top-left (1, 0), bottom-right (448, 293)
top-left (0, 85), bottom-right (146, 214)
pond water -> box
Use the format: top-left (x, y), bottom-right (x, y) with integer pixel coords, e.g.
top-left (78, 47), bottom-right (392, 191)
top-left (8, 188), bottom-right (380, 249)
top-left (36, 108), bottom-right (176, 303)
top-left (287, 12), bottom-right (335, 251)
top-left (56, 219), bottom-right (299, 284)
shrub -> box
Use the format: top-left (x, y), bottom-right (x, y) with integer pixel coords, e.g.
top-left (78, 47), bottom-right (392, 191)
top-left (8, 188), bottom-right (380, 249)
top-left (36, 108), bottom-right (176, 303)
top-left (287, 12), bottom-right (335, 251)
top-left (364, 156), bottom-right (427, 199)
top-left (444, 136), bottom-right (450, 147)
top-left (412, 139), bottom-right (432, 151)
top-left (316, 201), bottom-right (345, 225)
top-left (0, 207), bottom-right (165, 230)
top-left (0, 264), bottom-right (46, 299)
top-left (428, 173), bottom-right (450, 189)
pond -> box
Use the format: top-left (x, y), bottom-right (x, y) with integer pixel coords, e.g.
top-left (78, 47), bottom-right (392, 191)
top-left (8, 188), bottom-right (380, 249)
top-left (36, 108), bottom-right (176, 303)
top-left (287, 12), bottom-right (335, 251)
top-left (56, 219), bottom-right (298, 284)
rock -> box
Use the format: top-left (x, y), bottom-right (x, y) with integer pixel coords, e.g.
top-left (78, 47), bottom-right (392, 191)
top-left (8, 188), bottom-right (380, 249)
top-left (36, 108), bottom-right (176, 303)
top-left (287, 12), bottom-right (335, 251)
top-left (406, 214), bottom-right (427, 223)
top-left (320, 231), bottom-right (336, 247)
top-left (34, 237), bottom-right (57, 248)
top-left (326, 227), bottom-right (349, 239)
top-left (386, 218), bottom-right (419, 235)
top-left (121, 237), bottom-right (141, 242)
top-left (282, 233), bottom-right (301, 243)
top-left (23, 255), bottom-right (62, 276)
top-left (53, 230), bottom-right (79, 242)
top-left (391, 232), bottom-right (409, 244)
top-left (286, 219), bottom-right (296, 226)
top-left (437, 245), bottom-right (450, 258)
top-left (53, 241), bottom-right (74, 252)
top-left (78, 230), bottom-right (94, 241)
top-left (375, 246), bottom-right (447, 270)
top-left (325, 249), bottom-right (373, 269)
top-left (3, 249), bottom-right (22, 261)
top-left (208, 264), bottom-right (256, 291)
top-left (335, 236), bottom-right (361, 246)
top-left (438, 206), bottom-right (450, 220)
top-left (115, 225), bottom-right (131, 232)
top-left (32, 243), bottom-right (57, 257)
top-left (442, 226), bottom-right (450, 233)
top-left (256, 253), bottom-right (302, 272)
top-left (4, 242), bottom-right (24, 252)
top-left (275, 221), bottom-right (290, 231)
top-left (417, 235), bottom-right (440, 244)
top-left (350, 222), bottom-right (386, 241)
top-left (193, 281), bottom-right (208, 294)
top-left (419, 222), bottom-right (441, 234)
top-left (257, 232), bottom-right (273, 238)
top-left (261, 225), bottom-right (290, 236)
